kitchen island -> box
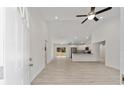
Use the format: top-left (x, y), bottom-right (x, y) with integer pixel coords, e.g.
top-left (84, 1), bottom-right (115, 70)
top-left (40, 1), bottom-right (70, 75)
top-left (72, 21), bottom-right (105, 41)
top-left (72, 52), bottom-right (99, 62)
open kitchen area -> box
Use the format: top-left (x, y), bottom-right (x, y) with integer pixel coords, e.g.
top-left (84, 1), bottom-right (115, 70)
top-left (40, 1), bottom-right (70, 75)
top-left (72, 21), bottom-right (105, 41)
top-left (54, 41), bottom-right (105, 63)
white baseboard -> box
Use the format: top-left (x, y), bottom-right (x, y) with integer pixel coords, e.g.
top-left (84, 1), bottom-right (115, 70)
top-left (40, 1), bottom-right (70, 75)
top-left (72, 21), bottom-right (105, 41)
top-left (47, 57), bottom-right (54, 64)
top-left (30, 58), bottom-right (53, 84)
top-left (30, 65), bottom-right (45, 84)
top-left (105, 63), bottom-right (120, 70)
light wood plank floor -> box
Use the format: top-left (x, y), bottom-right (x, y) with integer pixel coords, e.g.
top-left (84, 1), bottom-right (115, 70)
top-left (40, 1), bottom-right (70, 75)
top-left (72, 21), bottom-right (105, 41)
top-left (31, 58), bottom-right (120, 85)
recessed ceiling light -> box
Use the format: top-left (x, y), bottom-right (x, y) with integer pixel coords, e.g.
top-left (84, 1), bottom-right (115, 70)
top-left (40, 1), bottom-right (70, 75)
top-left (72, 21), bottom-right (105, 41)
top-left (86, 36), bottom-right (89, 39)
top-left (74, 37), bottom-right (78, 39)
top-left (60, 41), bottom-right (65, 45)
top-left (100, 17), bottom-right (103, 19)
top-left (54, 16), bottom-right (58, 20)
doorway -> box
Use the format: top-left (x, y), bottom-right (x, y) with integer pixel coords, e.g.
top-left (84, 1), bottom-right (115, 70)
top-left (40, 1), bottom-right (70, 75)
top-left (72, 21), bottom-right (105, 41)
top-left (56, 47), bottom-right (66, 58)
top-left (98, 41), bottom-right (106, 63)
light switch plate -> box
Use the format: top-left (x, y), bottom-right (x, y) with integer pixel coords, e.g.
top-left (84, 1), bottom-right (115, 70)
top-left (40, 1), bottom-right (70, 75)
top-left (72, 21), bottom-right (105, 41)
top-left (0, 67), bottom-right (3, 79)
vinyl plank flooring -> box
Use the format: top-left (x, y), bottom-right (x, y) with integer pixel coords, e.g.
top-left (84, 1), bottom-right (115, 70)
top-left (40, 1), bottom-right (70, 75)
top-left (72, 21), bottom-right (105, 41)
top-left (31, 58), bottom-right (120, 85)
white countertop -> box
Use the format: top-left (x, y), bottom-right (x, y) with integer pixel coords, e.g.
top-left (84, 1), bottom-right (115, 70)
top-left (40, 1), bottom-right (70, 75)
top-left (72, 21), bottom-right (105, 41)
top-left (72, 53), bottom-right (98, 61)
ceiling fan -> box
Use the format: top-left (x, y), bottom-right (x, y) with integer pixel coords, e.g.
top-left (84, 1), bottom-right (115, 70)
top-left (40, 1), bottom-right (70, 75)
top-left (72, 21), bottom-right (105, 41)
top-left (76, 7), bottom-right (112, 24)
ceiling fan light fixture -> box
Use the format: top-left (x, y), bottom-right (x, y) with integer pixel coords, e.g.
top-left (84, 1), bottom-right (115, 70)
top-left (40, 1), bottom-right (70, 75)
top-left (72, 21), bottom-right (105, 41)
top-left (88, 14), bottom-right (95, 20)
top-left (54, 16), bottom-right (58, 20)
top-left (76, 7), bottom-right (112, 24)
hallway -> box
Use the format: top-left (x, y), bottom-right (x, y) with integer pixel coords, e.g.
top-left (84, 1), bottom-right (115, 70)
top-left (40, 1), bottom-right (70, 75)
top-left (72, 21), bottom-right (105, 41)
top-left (32, 59), bottom-right (120, 85)
top-left (0, 7), bottom-right (121, 85)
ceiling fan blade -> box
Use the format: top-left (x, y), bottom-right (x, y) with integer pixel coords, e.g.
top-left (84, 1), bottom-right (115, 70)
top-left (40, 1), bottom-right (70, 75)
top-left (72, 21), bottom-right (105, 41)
top-left (96, 7), bottom-right (112, 15)
top-left (76, 15), bottom-right (87, 17)
top-left (91, 7), bottom-right (95, 12)
top-left (94, 17), bottom-right (99, 21)
top-left (81, 18), bottom-right (88, 24)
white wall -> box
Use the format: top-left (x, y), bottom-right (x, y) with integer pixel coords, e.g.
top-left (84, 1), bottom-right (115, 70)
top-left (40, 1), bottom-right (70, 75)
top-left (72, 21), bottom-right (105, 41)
top-left (29, 12), bottom-right (53, 82)
top-left (0, 8), bottom-right (5, 84)
top-left (47, 37), bottom-right (54, 63)
top-left (120, 8), bottom-right (124, 75)
top-left (29, 16), bottom-right (45, 82)
top-left (0, 8), bottom-right (4, 66)
top-left (47, 21), bottom-right (93, 44)
top-left (43, 23), bottom-right (54, 63)
top-left (92, 16), bottom-right (120, 70)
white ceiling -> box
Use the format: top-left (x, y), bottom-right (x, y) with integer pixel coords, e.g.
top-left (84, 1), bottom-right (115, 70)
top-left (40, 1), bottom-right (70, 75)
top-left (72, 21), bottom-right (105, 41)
top-left (28, 7), bottom-right (120, 44)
